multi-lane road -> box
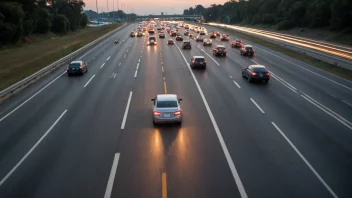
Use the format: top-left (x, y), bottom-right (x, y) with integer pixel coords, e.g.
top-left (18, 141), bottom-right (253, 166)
top-left (0, 22), bottom-right (351, 198)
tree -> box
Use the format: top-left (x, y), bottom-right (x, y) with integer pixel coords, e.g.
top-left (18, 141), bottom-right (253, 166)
top-left (51, 14), bottom-right (69, 34)
top-left (80, 13), bottom-right (88, 28)
top-left (35, 8), bottom-right (52, 33)
top-left (0, 2), bottom-right (25, 44)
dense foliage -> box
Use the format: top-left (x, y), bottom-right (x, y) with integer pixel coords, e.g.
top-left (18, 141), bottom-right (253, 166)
top-left (183, 0), bottom-right (352, 30)
top-left (0, 0), bottom-right (88, 46)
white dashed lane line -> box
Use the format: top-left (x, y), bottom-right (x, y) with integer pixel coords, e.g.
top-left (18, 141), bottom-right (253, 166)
top-left (84, 74), bottom-right (95, 88)
top-left (250, 98), bottom-right (265, 114)
top-left (101, 63), bottom-right (105, 68)
top-left (107, 56), bottom-right (111, 61)
top-left (233, 81), bottom-right (241, 88)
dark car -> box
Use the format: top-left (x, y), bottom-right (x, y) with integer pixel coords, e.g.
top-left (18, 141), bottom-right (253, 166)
top-left (190, 56), bottom-right (206, 69)
top-left (167, 39), bottom-right (174, 45)
top-left (148, 29), bottom-right (155, 34)
top-left (220, 34), bottom-right (229, 41)
top-left (213, 45), bottom-right (227, 56)
top-left (231, 39), bottom-right (242, 48)
top-left (242, 65), bottom-right (270, 83)
top-left (176, 35), bottom-right (183, 41)
top-left (159, 33), bottom-right (165, 38)
top-left (189, 33), bottom-right (194, 38)
top-left (240, 45), bottom-right (255, 56)
top-left (216, 32), bottom-right (221, 36)
top-left (130, 31), bottom-right (136, 37)
top-left (200, 31), bottom-right (206, 35)
top-left (182, 41), bottom-right (191, 49)
top-left (195, 36), bottom-right (204, 42)
top-left (170, 31), bottom-right (177, 37)
top-left (67, 61), bottom-right (88, 76)
top-left (210, 33), bottom-right (216, 38)
top-left (184, 31), bottom-right (189, 36)
top-left (113, 40), bottom-right (119, 44)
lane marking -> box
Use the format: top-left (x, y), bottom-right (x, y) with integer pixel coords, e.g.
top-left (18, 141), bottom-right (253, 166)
top-left (271, 122), bottom-right (339, 198)
top-left (101, 63), bottom-right (106, 68)
top-left (301, 94), bottom-right (352, 130)
top-left (233, 81), bottom-right (241, 88)
top-left (104, 153), bottom-right (120, 198)
top-left (270, 72), bottom-right (297, 91)
top-left (127, 49), bottom-right (129, 52)
top-left (136, 63), bottom-right (140, 70)
top-left (134, 70), bottom-right (138, 78)
top-left (124, 54), bottom-right (126, 58)
top-left (342, 100), bottom-right (352, 107)
top-left (84, 74), bottom-right (96, 88)
top-left (119, 62), bottom-right (121, 66)
top-left (200, 48), bottom-right (220, 66)
top-left (107, 56), bottom-right (111, 61)
top-left (113, 74), bottom-right (116, 78)
top-left (161, 62), bottom-right (163, 64)
top-left (110, 73), bottom-right (114, 79)
top-left (162, 173), bottom-right (167, 198)
top-left (250, 98), bottom-right (265, 113)
top-left (0, 110), bottom-right (67, 186)
top-left (230, 76), bottom-right (232, 79)
top-left (138, 58), bottom-right (140, 62)
top-left (0, 72), bottom-right (66, 122)
top-left (251, 59), bottom-right (260, 65)
top-left (162, 66), bottom-right (164, 72)
top-left (164, 82), bottom-right (167, 94)
top-left (175, 44), bottom-right (248, 198)
top-left (121, 91), bottom-right (133, 129)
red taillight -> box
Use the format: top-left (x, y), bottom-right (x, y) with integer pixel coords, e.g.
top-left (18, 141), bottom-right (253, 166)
top-left (80, 66), bottom-right (83, 70)
top-left (216, 50), bottom-right (219, 52)
top-left (153, 111), bottom-right (161, 116)
top-left (265, 72), bottom-right (270, 76)
top-left (224, 50), bottom-right (227, 52)
top-left (66, 68), bottom-right (69, 71)
top-left (204, 61), bottom-right (206, 64)
top-left (251, 72), bottom-right (256, 76)
top-left (174, 110), bottom-right (182, 116)
top-left (244, 50), bottom-right (247, 52)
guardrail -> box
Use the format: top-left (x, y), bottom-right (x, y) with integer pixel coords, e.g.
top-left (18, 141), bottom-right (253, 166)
top-left (200, 23), bottom-right (352, 70)
top-left (0, 23), bottom-right (128, 102)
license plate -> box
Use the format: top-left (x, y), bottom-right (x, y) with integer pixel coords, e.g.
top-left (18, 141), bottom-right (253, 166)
top-left (200, 62), bottom-right (204, 64)
top-left (164, 113), bottom-right (170, 117)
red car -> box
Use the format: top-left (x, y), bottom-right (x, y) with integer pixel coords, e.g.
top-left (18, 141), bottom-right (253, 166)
top-left (210, 32), bottom-right (216, 38)
top-left (231, 39), bottom-right (242, 48)
top-left (240, 45), bottom-right (255, 56)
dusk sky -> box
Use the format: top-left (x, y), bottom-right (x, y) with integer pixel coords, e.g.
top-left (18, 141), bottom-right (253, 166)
top-left (84, 0), bottom-right (228, 15)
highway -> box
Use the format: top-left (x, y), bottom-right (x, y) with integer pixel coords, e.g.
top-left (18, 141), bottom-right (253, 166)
top-left (0, 22), bottom-right (351, 198)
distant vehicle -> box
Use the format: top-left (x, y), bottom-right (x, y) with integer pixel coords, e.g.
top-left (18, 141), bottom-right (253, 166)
top-left (190, 56), bottom-right (206, 69)
top-left (182, 40), bottom-right (191, 49)
top-left (216, 32), bottom-right (221, 36)
top-left (151, 94), bottom-right (183, 125)
top-left (157, 27), bottom-right (162, 30)
top-left (231, 39), bottom-right (242, 48)
top-left (195, 36), bottom-right (204, 42)
top-left (184, 31), bottom-right (189, 36)
top-left (148, 28), bottom-right (155, 34)
top-left (210, 32), bottom-right (216, 38)
top-left (240, 45), bottom-right (255, 56)
top-left (220, 34), bottom-right (229, 41)
top-left (113, 40), bottom-right (119, 44)
top-left (176, 35), bottom-right (183, 41)
top-left (242, 65), bottom-right (270, 83)
top-left (167, 39), bottom-right (174, 45)
top-left (184, 25), bottom-right (189, 29)
top-left (148, 36), bottom-right (157, 45)
top-left (137, 32), bottom-right (143, 37)
top-left (203, 38), bottom-right (212, 46)
top-left (189, 33), bottom-right (194, 38)
top-left (67, 61), bottom-right (88, 76)
top-left (170, 31), bottom-right (177, 37)
top-left (142, 27), bottom-right (147, 32)
top-left (213, 45), bottom-right (227, 56)
top-left (200, 31), bottom-right (206, 35)
top-left (159, 33), bottom-right (165, 38)
top-left (130, 31), bottom-right (136, 37)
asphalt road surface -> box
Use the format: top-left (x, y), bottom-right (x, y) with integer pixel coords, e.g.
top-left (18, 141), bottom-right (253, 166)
top-left (0, 23), bottom-right (351, 198)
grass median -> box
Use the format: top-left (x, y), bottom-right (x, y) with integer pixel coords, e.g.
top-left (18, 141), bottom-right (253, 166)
top-left (206, 24), bottom-right (352, 80)
top-left (0, 23), bottom-right (124, 91)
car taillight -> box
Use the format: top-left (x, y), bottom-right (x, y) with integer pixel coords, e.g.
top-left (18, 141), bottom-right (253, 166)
top-left (216, 50), bottom-right (219, 52)
top-left (204, 61), bottom-right (206, 64)
top-left (244, 50), bottom-right (247, 52)
top-left (224, 50), bottom-right (227, 52)
top-left (153, 111), bottom-right (161, 116)
top-left (66, 68), bottom-right (69, 71)
top-left (251, 72), bottom-right (256, 76)
top-left (265, 72), bottom-right (270, 76)
top-left (174, 110), bottom-right (182, 116)
top-left (80, 66), bottom-right (83, 70)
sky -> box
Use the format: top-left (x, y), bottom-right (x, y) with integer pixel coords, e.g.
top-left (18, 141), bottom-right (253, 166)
top-left (84, 0), bottom-right (228, 15)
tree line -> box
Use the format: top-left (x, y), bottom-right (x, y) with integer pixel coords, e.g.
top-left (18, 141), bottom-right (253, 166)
top-left (0, 0), bottom-right (88, 46)
top-left (183, 0), bottom-right (352, 30)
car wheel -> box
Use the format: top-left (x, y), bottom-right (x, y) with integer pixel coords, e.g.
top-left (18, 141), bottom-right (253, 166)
top-left (153, 120), bottom-right (157, 125)
top-left (68, 73), bottom-right (72, 77)
top-left (240, 51), bottom-right (243, 55)
top-left (248, 76), bottom-right (252, 83)
top-left (242, 72), bottom-right (245, 78)
top-left (224, 54), bottom-right (227, 57)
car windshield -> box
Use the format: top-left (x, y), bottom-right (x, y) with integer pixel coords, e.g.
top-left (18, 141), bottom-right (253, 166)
top-left (184, 42), bottom-right (190, 45)
top-left (69, 63), bottom-right (80, 68)
top-left (253, 68), bottom-right (267, 72)
top-left (195, 58), bottom-right (205, 62)
top-left (156, 101), bottom-right (178, 108)
top-left (217, 47), bottom-right (226, 50)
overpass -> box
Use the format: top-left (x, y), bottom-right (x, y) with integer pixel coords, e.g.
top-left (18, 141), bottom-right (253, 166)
top-left (133, 14), bottom-right (201, 21)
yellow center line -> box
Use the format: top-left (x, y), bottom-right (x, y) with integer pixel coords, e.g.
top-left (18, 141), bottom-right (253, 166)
top-left (164, 82), bottom-right (167, 94)
top-left (162, 173), bottom-right (167, 198)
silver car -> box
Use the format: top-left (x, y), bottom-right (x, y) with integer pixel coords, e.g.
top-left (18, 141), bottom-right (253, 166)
top-left (151, 94), bottom-right (183, 124)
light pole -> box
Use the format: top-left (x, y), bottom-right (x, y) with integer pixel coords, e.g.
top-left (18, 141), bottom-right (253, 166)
top-left (96, 0), bottom-right (99, 27)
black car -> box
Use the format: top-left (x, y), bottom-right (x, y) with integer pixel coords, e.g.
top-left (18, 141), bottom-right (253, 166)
top-left (213, 45), bottom-right (227, 56)
top-left (240, 45), bottom-right (255, 56)
top-left (190, 56), bottom-right (206, 69)
top-left (137, 32), bottom-right (143, 37)
top-left (67, 61), bottom-right (88, 76)
top-left (184, 31), bottom-right (189, 36)
top-left (167, 39), bottom-right (174, 45)
top-left (195, 36), bottom-right (204, 42)
top-left (200, 31), bottom-right (206, 35)
top-left (130, 31), bottom-right (136, 37)
top-left (170, 31), bottom-right (177, 37)
top-left (220, 34), bottom-right (229, 41)
top-left (182, 41), bottom-right (191, 49)
top-left (242, 65), bottom-right (270, 83)
top-left (176, 35), bottom-right (183, 41)
top-left (159, 33), bottom-right (165, 38)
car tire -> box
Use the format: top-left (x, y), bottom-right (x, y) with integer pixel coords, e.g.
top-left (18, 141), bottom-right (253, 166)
top-left (153, 120), bottom-right (157, 125)
top-left (224, 54), bottom-right (227, 57)
top-left (248, 76), bottom-right (252, 83)
top-left (68, 73), bottom-right (72, 77)
top-left (242, 72), bottom-right (245, 78)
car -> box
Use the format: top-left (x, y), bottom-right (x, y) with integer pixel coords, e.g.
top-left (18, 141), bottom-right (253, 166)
top-left (148, 36), bottom-right (157, 45)
top-left (216, 32), bottom-right (221, 36)
top-left (240, 45), bottom-right (255, 56)
top-left (137, 32), bottom-right (143, 37)
top-left (203, 38), bottom-right (212, 46)
top-left (242, 65), bottom-right (270, 83)
top-left (157, 27), bottom-right (162, 30)
top-left (184, 25), bottom-right (189, 29)
top-left (170, 31), bottom-right (177, 37)
top-left (113, 40), bottom-right (119, 44)
top-left (213, 45), bottom-right (227, 56)
top-left (200, 31), bottom-right (206, 35)
top-left (167, 39), bottom-right (174, 45)
top-left (67, 61), bottom-right (88, 76)
top-left (148, 29), bottom-right (155, 34)
top-left (182, 40), bottom-right (191, 49)
top-left (142, 27), bottom-right (147, 32)
top-left (210, 32), bottom-right (216, 38)
top-left (195, 36), bottom-right (204, 42)
top-left (190, 56), bottom-right (206, 69)
top-left (189, 33), bottom-right (194, 38)
top-left (231, 39), bottom-right (242, 48)
top-left (220, 34), bottom-right (229, 41)
top-left (130, 31), bottom-right (136, 37)
top-left (176, 35), bottom-right (183, 41)
top-left (159, 33), bottom-right (165, 38)
top-left (184, 31), bottom-right (189, 36)
top-left (151, 94), bottom-right (183, 124)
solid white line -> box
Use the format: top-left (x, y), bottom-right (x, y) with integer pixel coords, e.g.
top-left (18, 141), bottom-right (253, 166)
top-left (136, 63), bottom-right (140, 70)
top-left (342, 100), bottom-right (352, 107)
top-left (0, 72), bottom-right (66, 122)
top-left (175, 44), bottom-right (248, 198)
top-left (233, 81), bottom-right (241, 88)
top-left (134, 70), bottom-right (138, 78)
top-left (255, 46), bottom-right (352, 91)
top-left (84, 74), bottom-right (95, 88)
top-left (271, 122), bottom-right (339, 198)
top-left (113, 74), bottom-right (116, 78)
top-left (101, 63), bottom-right (105, 68)
top-left (107, 56), bottom-right (111, 61)
top-left (0, 110), bottom-right (67, 186)
top-left (104, 153), bottom-right (120, 198)
top-left (230, 76), bottom-right (232, 79)
top-left (200, 48), bottom-right (220, 66)
top-left (251, 59), bottom-right (260, 65)
top-left (271, 72), bottom-right (297, 90)
top-left (271, 75), bottom-right (298, 93)
top-left (121, 91), bottom-right (133, 129)
top-left (250, 98), bottom-right (265, 113)
top-left (124, 54), bottom-right (126, 58)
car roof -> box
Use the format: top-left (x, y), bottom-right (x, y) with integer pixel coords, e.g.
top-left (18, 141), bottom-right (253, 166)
top-left (70, 61), bottom-right (82, 64)
top-left (250, 65), bottom-right (266, 68)
top-left (216, 45), bottom-right (226, 48)
top-left (245, 45), bottom-right (253, 47)
top-left (183, 40), bottom-right (190, 42)
top-left (193, 56), bottom-right (205, 59)
top-left (156, 94), bottom-right (178, 101)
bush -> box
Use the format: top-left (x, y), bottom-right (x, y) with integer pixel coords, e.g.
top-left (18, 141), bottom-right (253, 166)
top-left (23, 19), bottom-right (34, 35)
top-left (262, 14), bottom-right (274, 24)
top-left (35, 8), bottom-right (52, 33)
top-left (80, 13), bottom-right (88, 28)
top-left (277, 20), bottom-right (295, 30)
top-left (251, 14), bottom-right (261, 25)
top-left (52, 14), bottom-right (70, 34)
top-left (0, 21), bottom-right (17, 45)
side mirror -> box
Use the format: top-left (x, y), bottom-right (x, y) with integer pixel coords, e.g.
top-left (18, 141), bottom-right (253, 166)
top-left (151, 99), bottom-right (155, 101)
